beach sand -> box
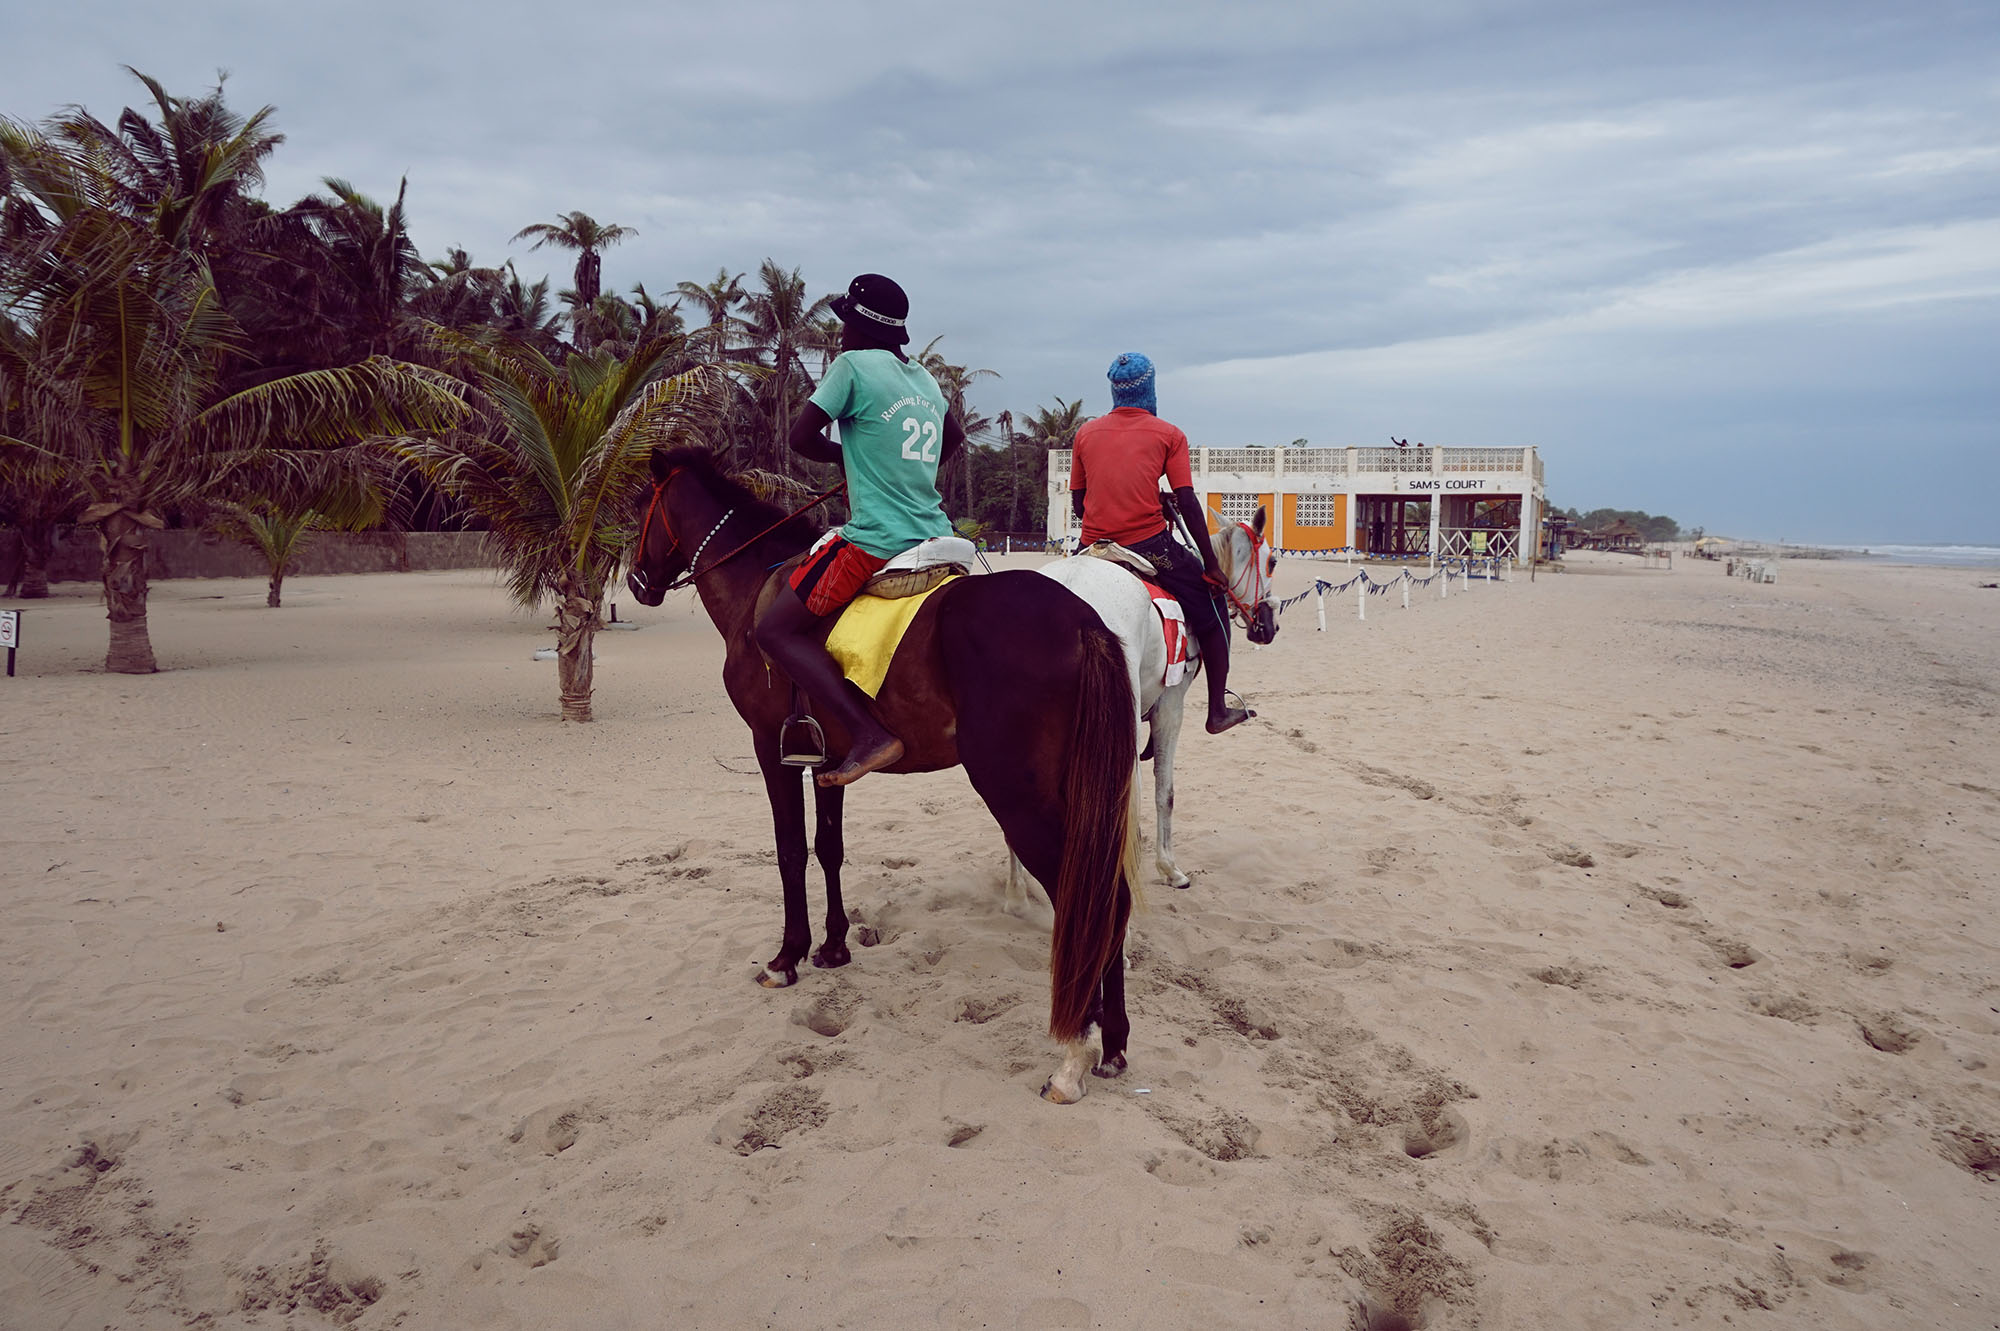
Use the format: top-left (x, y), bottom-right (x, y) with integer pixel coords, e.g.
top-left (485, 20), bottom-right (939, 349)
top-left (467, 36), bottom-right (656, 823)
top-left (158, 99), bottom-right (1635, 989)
top-left (2, 550), bottom-right (1996, 1329)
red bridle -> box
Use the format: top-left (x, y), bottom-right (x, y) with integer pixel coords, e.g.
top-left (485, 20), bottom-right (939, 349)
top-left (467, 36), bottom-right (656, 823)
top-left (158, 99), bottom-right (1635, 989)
top-left (632, 469), bottom-right (847, 593)
top-left (1217, 521), bottom-right (1273, 628)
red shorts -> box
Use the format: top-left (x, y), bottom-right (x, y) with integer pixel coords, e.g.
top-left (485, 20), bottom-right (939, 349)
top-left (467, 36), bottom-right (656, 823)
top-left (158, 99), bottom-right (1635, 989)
top-left (787, 534), bottom-right (888, 617)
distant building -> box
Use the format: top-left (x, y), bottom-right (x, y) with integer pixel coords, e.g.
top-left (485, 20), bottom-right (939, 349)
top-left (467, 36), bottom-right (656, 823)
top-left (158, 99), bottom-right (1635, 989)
top-left (1047, 444), bottom-right (1545, 560)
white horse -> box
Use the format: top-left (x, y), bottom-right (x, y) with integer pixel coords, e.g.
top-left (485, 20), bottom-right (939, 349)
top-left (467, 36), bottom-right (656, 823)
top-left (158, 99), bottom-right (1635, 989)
top-left (1006, 507), bottom-right (1279, 910)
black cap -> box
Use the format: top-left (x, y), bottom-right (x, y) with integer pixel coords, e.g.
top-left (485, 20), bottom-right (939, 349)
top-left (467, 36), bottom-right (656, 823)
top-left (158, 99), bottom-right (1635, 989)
top-left (829, 273), bottom-right (910, 346)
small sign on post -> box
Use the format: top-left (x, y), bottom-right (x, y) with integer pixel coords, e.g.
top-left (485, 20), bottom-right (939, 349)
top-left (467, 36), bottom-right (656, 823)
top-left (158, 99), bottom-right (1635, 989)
top-left (0, 609), bottom-right (18, 677)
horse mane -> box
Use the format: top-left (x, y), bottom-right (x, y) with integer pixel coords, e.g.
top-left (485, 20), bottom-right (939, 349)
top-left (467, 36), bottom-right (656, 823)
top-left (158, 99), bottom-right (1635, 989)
top-left (654, 446), bottom-right (828, 554)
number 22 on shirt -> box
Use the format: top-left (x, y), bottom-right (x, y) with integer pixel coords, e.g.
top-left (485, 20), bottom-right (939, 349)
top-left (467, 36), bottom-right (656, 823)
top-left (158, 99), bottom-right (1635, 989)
top-left (900, 418), bottom-right (940, 463)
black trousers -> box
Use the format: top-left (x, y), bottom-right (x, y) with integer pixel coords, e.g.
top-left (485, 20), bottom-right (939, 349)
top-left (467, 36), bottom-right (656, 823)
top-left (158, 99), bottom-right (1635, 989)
top-left (1124, 528), bottom-right (1225, 637)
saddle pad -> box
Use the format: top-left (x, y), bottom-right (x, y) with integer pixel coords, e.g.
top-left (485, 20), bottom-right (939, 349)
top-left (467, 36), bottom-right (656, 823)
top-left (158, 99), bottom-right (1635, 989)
top-left (824, 577), bottom-right (960, 699)
top-left (1139, 578), bottom-right (1191, 688)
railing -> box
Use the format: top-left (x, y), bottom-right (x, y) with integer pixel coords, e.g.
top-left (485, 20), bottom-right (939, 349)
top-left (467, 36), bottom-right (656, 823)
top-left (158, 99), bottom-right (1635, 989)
top-left (1285, 449), bottom-right (1347, 473)
top-left (1355, 447), bottom-right (1431, 473)
top-left (1204, 447), bottom-right (1277, 473)
top-left (1437, 528), bottom-right (1519, 559)
top-left (1441, 448), bottom-right (1525, 473)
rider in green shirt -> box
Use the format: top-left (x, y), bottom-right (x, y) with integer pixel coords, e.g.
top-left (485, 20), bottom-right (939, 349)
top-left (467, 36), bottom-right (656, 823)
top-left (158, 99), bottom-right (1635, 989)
top-left (753, 274), bottom-right (964, 788)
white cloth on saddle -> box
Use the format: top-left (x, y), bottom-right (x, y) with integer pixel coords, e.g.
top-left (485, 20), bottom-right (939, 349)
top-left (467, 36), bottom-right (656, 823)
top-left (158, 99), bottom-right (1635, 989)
top-left (880, 535), bottom-right (977, 572)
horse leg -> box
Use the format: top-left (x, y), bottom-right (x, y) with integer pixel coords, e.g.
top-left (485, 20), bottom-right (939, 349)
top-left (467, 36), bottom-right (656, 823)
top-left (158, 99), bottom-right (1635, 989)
top-left (1094, 944), bottom-right (1131, 1077)
top-left (1003, 849), bottom-right (1052, 924)
top-left (810, 780), bottom-right (851, 968)
top-left (1151, 679), bottom-right (1192, 888)
top-left (754, 734), bottom-right (813, 988)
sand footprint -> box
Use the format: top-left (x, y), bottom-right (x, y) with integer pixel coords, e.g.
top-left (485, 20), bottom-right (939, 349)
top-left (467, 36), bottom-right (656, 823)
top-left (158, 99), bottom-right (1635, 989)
top-left (791, 978), bottom-right (862, 1037)
top-left (508, 1103), bottom-right (588, 1156)
top-left (711, 1084), bottom-right (829, 1155)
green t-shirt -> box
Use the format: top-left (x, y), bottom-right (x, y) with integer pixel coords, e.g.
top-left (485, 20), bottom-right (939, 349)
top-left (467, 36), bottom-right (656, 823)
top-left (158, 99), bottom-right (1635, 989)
top-left (809, 349), bottom-right (953, 559)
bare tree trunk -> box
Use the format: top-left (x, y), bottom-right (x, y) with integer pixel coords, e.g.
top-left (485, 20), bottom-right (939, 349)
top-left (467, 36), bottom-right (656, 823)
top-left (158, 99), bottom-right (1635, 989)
top-left (267, 571), bottom-right (283, 608)
top-left (554, 581), bottom-right (600, 722)
top-left (12, 523), bottom-right (54, 598)
top-left (100, 514), bottom-right (156, 674)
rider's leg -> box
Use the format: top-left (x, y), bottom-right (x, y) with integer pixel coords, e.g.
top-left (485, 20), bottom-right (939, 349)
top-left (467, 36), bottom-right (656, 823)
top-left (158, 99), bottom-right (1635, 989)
top-left (754, 585), bottom-right (904, 785)
top-left (1189, 611), bottom-right (1250, 732)
top-left (1144, 537), bottom-right (1251, 735)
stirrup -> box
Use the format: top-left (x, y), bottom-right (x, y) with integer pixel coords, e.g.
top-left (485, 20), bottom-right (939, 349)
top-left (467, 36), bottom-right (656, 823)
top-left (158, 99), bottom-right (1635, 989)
top-left (780, 714), bottom-right (827, 767)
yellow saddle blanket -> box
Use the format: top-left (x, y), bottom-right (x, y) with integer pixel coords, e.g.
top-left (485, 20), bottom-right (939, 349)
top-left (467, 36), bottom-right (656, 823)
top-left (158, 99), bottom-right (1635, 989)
top-left (824, 577), bottom-right (959, 698)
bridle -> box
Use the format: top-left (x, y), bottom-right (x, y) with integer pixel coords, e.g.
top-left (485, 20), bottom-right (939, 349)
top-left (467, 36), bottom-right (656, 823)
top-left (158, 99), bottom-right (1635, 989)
top-left (1216, 521), bottom-right (1273, 629)
top-left (631, 468), bottom-right (846, 596)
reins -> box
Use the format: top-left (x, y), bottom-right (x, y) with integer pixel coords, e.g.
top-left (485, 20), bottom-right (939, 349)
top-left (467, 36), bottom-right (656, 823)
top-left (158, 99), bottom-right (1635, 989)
top-left (1217, 521), bottom-right (1271, 628)
top-left (636, 469), bottom-right (847, 593)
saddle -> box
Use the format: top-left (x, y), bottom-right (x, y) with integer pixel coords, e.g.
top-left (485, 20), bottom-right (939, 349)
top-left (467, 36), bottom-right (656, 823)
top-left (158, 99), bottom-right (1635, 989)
top-left (1081, 541), bottom-right (1195, 685)
top-left (778, 535), bottom-right (978, 765)
top-left (863, 535), bottom-right (977, 597)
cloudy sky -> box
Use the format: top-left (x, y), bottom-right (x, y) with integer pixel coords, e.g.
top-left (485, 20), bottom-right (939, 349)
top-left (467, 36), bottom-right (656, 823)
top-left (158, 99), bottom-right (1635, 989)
top-left (8, 1), bottom-right (1996, 542)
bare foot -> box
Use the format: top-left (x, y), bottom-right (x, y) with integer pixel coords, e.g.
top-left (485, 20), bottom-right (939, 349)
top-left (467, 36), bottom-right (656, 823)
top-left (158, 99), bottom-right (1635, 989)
top-left (817, 734), bottom-right (905, 787)
top-left (1206, 706), bottom-right (1255, 734)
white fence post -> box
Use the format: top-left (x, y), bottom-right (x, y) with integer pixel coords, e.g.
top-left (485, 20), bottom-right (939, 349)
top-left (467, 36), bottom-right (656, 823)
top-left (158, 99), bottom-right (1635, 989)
top-left (1441, 568), bottom-right (1449, 599)
top-left (1402, 575), bottom-right (1410, 610)
top-left (1315, 588), bottom-right (1326, 632)
top-left (1357, 580), bottom-right (1366, 621)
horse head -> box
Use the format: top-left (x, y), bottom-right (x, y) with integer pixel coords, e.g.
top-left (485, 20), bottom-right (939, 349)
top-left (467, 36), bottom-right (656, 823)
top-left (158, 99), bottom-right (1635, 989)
top-left (1219, 506), bottom-right (1279, 645)
top-left (625, 448), bottom-right (691, 606)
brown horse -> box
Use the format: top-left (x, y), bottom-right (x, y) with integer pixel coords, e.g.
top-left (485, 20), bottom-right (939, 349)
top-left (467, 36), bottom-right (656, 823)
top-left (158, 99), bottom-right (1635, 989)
top-left (624, 447), bottom-right (1140, 1102)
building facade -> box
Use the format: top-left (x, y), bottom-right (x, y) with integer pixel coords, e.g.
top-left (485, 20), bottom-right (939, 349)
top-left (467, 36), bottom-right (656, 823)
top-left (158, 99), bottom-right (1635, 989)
top-left (1047, 445), bottom-right (1545, 560)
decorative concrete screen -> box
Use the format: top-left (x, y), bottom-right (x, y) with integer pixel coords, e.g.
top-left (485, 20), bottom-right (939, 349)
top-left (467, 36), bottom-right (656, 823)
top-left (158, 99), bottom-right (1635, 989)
top-left (1218, 493), bottom-right (1260, 525)
top-left (1294, 494), bottom-right (1339, 526)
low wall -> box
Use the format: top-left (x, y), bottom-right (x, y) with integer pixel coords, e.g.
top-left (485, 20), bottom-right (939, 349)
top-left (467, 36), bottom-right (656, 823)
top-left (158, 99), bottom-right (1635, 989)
top-left (30, 528), bottom-right (502, 584)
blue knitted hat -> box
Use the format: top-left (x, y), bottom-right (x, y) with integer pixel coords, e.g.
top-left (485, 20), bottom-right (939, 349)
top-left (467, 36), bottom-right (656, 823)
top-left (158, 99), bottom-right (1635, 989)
top-left (1107, 352), bottom-right (1157, 414)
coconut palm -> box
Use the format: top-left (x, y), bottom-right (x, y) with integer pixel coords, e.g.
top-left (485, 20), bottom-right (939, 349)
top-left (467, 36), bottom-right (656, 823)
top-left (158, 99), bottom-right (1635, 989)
top-left (914, 337), bottom-right (997, 516)
top-left (205, 498), bottom-right (324, 607)
top-left (511, 212), bottom-right (633, 347)
top-left (49, 67), bottom-right (282, 254)
top-left (738, 259), bottom-right (834, 471)
top-left (674, 267), bottom-right (746, 345)
top-left (0, 116), bottom-right (465, 672)
top-left (386, 331), bottom-right (732, 721)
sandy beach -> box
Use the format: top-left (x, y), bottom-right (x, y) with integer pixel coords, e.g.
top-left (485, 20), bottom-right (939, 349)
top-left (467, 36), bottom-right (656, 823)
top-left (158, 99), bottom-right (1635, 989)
top-left (2, 550), bottom-right (1996, 1329)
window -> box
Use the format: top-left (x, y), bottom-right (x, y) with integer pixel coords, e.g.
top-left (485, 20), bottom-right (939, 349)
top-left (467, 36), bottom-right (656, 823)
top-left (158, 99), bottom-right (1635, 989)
top-left (1217, 493), bottom-right (1259, 525)
top-left (1294, 494), bottom-right (1338, 527)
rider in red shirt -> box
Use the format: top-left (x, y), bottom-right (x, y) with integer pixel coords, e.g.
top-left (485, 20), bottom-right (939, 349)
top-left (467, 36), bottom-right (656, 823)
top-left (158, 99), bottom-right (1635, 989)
top-left (1070, 353), bottom-right (1253, 734)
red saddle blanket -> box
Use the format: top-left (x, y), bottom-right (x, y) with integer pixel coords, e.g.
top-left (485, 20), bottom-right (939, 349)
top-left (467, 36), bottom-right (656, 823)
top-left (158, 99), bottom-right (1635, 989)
top-left (1138, 578), bottom-right (1191, 687)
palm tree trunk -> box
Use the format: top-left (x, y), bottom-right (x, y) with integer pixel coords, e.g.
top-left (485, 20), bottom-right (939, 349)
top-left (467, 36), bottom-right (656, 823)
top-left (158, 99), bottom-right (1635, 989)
top-left (16, 523), bottom-right (54, 598)
top-left (100, 514), bottom-right (157, 673)
top-left (267, 571), bottom-right (283, 608)
top-left (554, 581), bottom-right (600, 722)
top-left (1008, 438), bottom-right (1020, 534)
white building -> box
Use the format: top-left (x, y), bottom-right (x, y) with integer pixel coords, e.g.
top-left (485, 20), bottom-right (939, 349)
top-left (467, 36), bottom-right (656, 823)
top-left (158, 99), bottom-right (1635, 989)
top-left (1047, 444), bottom-right (1545, 560)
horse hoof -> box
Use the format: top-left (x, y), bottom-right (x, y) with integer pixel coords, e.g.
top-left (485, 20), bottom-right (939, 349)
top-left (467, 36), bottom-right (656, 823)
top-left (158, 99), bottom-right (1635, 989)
top-left (1039, 1078), bottom-right (1085, 1105)
top-left (812, 943), bottom-right (851, 969)
top-left (1092, 1052), bottom-right (1128, 1079)
top-left (757, 964), bottom-right (798, 989)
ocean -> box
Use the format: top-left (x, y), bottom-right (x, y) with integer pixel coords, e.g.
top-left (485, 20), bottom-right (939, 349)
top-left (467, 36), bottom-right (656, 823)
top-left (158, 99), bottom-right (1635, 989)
top-left (1817, 544), bottom-right (2000, 568)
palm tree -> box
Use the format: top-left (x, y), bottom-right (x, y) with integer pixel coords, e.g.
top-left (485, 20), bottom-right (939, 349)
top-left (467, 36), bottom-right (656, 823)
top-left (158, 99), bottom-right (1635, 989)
top-left (387, 331), bottom-right (732, 721)
top-left (737, 260), bottom-right (834, 472)
top-left (205, 498), bottom-right (325, 607)
top-left (914, 337), bottom-right (998, 516)
top-left (0, 115), bottom-right (465, 672)
top-left (674, 267), bottom-right (746, 346)
top-left (511, 212), bottom-right (634, 347)
top-left (50, 67), bottom-right (283, 254)
top-left (289, 177), bottom-right (428, 359)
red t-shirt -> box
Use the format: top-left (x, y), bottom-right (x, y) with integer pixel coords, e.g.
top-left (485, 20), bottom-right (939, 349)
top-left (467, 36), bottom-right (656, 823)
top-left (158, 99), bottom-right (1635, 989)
top-left (1069, 407), bottom-right (1194, 546)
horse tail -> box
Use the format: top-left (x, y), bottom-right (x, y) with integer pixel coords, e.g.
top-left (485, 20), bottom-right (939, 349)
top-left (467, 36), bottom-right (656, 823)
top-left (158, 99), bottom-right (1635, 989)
top-left (1049, 622), bottom-right (1137, 1041)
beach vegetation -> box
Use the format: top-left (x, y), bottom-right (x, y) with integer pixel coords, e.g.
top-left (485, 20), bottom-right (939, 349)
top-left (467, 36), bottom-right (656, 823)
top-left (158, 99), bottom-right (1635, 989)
top-left (384, 329), bottom-right (731, 721)
top-left (0, 73), bottom-right (465, 671)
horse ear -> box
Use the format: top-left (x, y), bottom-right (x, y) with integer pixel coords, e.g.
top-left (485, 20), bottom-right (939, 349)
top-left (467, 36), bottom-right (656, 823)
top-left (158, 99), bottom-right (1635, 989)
top-left (649, 447), bottom-right (671, 482)
top-left (1253, 505), bottom-right (1267, 537)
